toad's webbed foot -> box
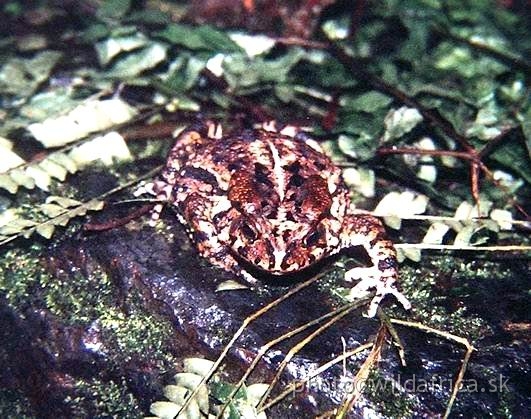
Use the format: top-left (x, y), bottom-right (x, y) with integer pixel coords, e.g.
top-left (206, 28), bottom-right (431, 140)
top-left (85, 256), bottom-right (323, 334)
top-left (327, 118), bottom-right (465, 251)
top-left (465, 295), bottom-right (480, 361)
top-left (341, 213), bottom-right (411, 317)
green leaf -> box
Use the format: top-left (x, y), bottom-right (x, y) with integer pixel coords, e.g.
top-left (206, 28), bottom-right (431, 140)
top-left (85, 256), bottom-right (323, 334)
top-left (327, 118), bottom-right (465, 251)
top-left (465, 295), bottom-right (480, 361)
top-left (383, 106), bottom-right (423, 141)
top-left (53, 214), bottom-right (71, 227)
top-left (342, 166), bottom-right (375, 198)
top-left (0, 51), bottom-right (62, 97)
top-left (433, 42), bottom-right (507, 78)
top-left (341, 91), bottom-right (392, 113)
top-left (40, 203), bottom-right (67, 218)
top-left (9, 168), bottom-right (35, 190)
top-left (454, 225), bottom-right (476, 246)
top-left (183, 358), bottom-right (215, 377)
top-left (85, 199), bottom-right (105, 211)
top-left (211, 381), bottom-right (247, 403)
top-left (46, 196), bottom-right (83, 208)
top-left (216, 279), bottom-right (249, 291)
top-left (47, 153), bottom-right (78, 174)
top-left (0, 174), bottom-right (19, 193)
top-left (157, 24), bottom-right (205, 50)
top-left (195, 25), bottom-right (242, 52)
top-left (423, 222), bottom-right (450, 245)
top-left (397, 14), bottom-right (431, 62)
top-left (229, 33), bottom-right (275, 57)
top-left (81, 23), bottom-right (110, 43)
top-left (149, 401), bottom-right (180, 419)
top-left (0, 143), bottom-right (25, 173)
top-left (20, 91), bottom-right (78, 123)
top-left (246, 383), bottom-right (269, 407)
top-left (96, 33), bottom-right (148, 66)
top-left (0, 218), bottom-right (36, 235)
top-left (490, 135), bottom-right (531, 184)
top-left (127, 10), bottom-right (171, 25)
top-left (520, 108), bottom-right (531, 151)
top-left (223, 49), bottom-right (305, 90)
top-left (337, 134), bottom-right (362, 159)
top-left (97, 0), bottom-right (131, 20)
top-left (39, 159), bottom-right (68, 181)
top-left (107, 43), bottom-right (167, 78)
top-left (334, 111), bottom-right (386, 160)
top-left (295, 57), bottom-right (355, 88)
top-left (322, 17), bottom-right (350, 40)
top-left (4, 1), bottom-right (23, 16)
top-left (163, 54), bottom-right (206, 93)
top-left (173, 373), bottom-right (208, 414)
top-left (398, 247), bottom-right (422, 263)
top-left (162, 385), bottom-right (188, 404)
top-left (173, 372), bottom-right (203, 390)
top-left (25, 166), bottom-right (51, 191)
top-left (157, 24), bottom-right (242, 52)
top-left (36, 224), bottom-right (55, 239)
top-left (28, 100), bottom-right (136, 148)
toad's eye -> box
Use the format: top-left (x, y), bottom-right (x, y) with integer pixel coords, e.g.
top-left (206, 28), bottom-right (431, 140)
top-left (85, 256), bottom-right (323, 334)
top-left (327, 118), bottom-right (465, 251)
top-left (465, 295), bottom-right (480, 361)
top-left (304, 230), bottom-right (321, 247)
top-left (241, 223), bottom-right (257, 241)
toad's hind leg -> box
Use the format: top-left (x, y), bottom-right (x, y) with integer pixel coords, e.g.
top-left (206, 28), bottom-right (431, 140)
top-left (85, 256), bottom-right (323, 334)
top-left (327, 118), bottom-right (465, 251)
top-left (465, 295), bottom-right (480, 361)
top-left (134, 121), bottom-right (223, 225)
top-left (341, 212), bottom-right (411, 317)
top-left (161, 121), bottom-right (222, 184)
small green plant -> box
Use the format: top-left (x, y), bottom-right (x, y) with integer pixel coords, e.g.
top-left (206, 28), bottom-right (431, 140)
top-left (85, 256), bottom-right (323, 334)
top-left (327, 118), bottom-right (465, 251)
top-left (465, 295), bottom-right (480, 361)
top-left (147, 357), bottom-right (267, 419)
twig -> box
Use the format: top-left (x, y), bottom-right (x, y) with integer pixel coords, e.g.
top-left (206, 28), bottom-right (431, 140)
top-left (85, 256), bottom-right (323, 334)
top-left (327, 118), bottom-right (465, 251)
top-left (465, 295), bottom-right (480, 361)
top-left (336, 326), bottom-right (387, 418)
top-left (82, 204), bottom-right (154, 231)
top-left (259, 343), bottom-right (374, 412)
top-left (378, 308), bottom-right (407, 367)
top-left (389, 318), bottom-right (475, 419)
top-left (175, 271), bottom-right (326, 417)
top-left (378, 125), bottom-right (529, 218)
top-left (378, 147), bottom-right (477, 161)
top-left (348, 0), bottom-right (367, 41)
top-left (273, 36), bottom-right (328, 49)
top-left (369, 213), bottom-right (530, 227)
top-left (216, 299), bottom-right (366, 418)
top-left (120, 121), bottom-right (181, 141)
top-left (256, 298), bottom-right (367, 412)
top-left (396, 243), bottom-right (531, 252)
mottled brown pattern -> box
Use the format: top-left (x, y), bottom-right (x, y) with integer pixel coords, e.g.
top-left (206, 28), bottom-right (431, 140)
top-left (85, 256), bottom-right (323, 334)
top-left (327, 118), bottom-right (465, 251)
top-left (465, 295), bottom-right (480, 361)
top-left (136, 122), bottom-right (411, 316)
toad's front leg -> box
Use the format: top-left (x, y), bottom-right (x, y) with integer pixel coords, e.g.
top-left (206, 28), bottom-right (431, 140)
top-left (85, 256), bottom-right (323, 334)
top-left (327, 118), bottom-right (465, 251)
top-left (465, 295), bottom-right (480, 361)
top-left (180, 193), bottom-right (259, 283)
top-left (340, 212), bottom-right (411, 317)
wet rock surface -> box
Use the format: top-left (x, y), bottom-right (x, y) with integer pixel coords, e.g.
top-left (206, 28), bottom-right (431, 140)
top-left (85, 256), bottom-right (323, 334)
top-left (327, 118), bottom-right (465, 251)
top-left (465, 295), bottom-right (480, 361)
top-left (1, 214), bottom-right (529, 417)
top-left (81, 222), bottom-right (385, 417)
